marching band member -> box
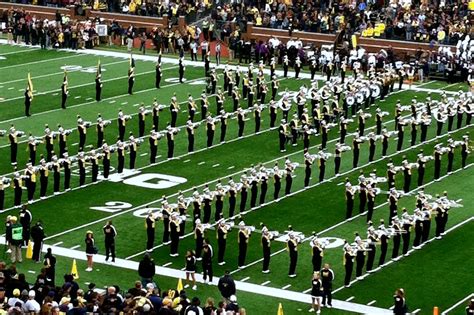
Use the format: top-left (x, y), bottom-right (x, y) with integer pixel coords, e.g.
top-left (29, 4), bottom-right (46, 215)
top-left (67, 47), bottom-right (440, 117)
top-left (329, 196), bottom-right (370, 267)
top-left (12, 173), bottom-right (22, 207)
top-left (166, 124), bottom-right (178, 159)
top-left (117, 109), bottom-right (129, 142)
top-left (388, 188), bottom-right (400, 223)
top-left (279, 119), bottom-right (289, 152)
top-left (310, 234), bottom-right (325, 272)
top-left (138, 105), bottom-right (150, 137)
top-left (170, 94), bottom-right (180, 127)
top-left (155, 58), bottom-right (162, 89)
top-left (447, 138), bottom-right (456, 174)
top-left (206, 115), bottom-right (216, 147)
top-left (304, 149), bottom-right (315, 187)
top-left (261, 224), bottom-right (273, 273)
top-left (28, 134), bottom-right (40, 165)
top-left (216, 89), bottom-right (224, 114)
top-left (436, 107), bottom-right (447, 136)
top-left (318, 148), bottom-right (329, 182)
top-left (43, 125), bottom-right (54, 162)
top-left (391, 217), bottom-right (403, 259)
top-left (178, 57), bottom-right (185, 83)
top-left (259, 168), bottom-right (269, 205)
top-left (461, 134), bottom-right (470, 168)
top-left (377, 220), bottom-right (389, 266)
top-left (194, 219), bottom-right (204, 260)
top-left (352, 134), bottom-right (364, 168)
top-left (287, 231), bottom-right (299, 277)
top-left (89, 150), bottom-right (99, 182)
top-left (283, 54), bottom-right (289, 78)
top-left (447, 105), bottom-right (456, 132)
top-left (192, 188), bottom-right (202, 226)
top-left (217, 219), bottom-right (228, 265)
top-left (345, 181), bottom-right (356, 218)
top-left (273, 163), bottom-right (282, 200)
top-left (410, 118), bottom-right (418, 147)
top-left (421, 205), bottom-right (432, 243)
top-left (201, 91), bottom-right (209, 121)
top-left (237, 106), bottom-right (246, 137)
top-left (366, 184), bottom-right (377, 222)
top-left (96, 114), bottom-right (107, 148)
top-left (96, 64), bottom-right (103, 101)
top-left (116, 140), bottom-right (125, 174)
top-left (240, 174), bottom-right (250, 213)
top-left (366, 222), bottom-right (378, 272)
top-left (368, 132), bottom-right (377, 162)
top-left (0, 177), bottom-right (9, 210)
top-left (61, 73), bottom-right (68, 109)
top-left (343, 240), bottom-right (356, 287)
top-left (177, 192), bottom-right (187, 236)
top-left (232, 86), bottom-right (240, 112)
top-left (227, 178), bottom-right (237, 217)
top-left (24, 163), bottom-right (37, 202)
top-left (151, 99), bottom-right (163, 133)
top-left (420, 112), bottom-right (431, 143)
top-left (169, 212), bottom-right (181, 257)
top-left (51, 155), bottom-right (61, 195)
top-left (401, 208), bottom-right (412, 256)
top-left (78, 152), bottom-right (86, 186)
top-left (396, 116), bottom-right (407, 151)
top-left (295, 56), bottom-right (302, 79)
top-left (57, 125), bottom-right (69, 157)
top-left (433, 143), bottom-right (444, 180)
top-left (149, 130), bottom-right (161, 164)
top-left (249, 170), bottom-right (259, 209)
top-left (128, 135), bottom-right (139, 169)
top-left (412, 209), bottom-right (424, 249)
top-left (238, 221), bottom-right (251, 268)
top-left (161, 197), bottom-right (171, 245)
top-left (214, 182), bottom-right (225, 221)
top-left (354, 233), bottom-right (366, 279)
top-left (128, 57), bottom-right (135, 95)
top-left (220, 110), bottom-right (229, 143)
top-left (402, 158), bottom-right (413, 193)
top-left (202, 185), bottom-right (213, 224)
top-left (145, 209), bottom-right (156, 252)
top-left (285, 165), bottom-right (293, 195)
top-left (271, 75), bottom-right (279, 101)
top-left (254, 104), bottom-right (262, 133)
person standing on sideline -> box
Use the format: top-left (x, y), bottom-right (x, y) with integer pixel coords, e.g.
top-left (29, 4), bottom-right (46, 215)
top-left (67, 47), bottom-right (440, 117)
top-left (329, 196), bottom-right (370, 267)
top-left (85, 231), bottom-right (96, 272)
top-left (31, 221), bottom-right (45, 262)
top-left (19, 205), bottom-right (32, 247)
top-left (321, 263), bottom-right (334, 308)
top-left (393, 288), bottom-right (408, 315)
top-left (215, 41), bottom-right (221, 66)
top-left (202, 239), bottom-right (214, 284)
top-left (185, 250), bottom-right (197, 291)
top-left (43, 247), bottom-right (56, 286)
top-left (10, 216), bottom-right (23, 263)
top-left (103, 220), bottom-right (117, 263)
top-left (218, 270), bottom-right (236, 300)
top-left (138, 253), bottom-right (155, 287)
top-left (310, 272), bottom-right (323, 313)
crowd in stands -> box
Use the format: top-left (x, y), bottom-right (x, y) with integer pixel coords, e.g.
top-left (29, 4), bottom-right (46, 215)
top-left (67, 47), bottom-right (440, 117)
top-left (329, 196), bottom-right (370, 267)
top-left (0, 258), bottom-right (246, 314)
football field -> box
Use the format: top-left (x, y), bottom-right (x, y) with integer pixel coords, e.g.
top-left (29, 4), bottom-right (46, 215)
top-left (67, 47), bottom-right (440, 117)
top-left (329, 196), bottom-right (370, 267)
top-left (0, 41), bottom-right (473, 314)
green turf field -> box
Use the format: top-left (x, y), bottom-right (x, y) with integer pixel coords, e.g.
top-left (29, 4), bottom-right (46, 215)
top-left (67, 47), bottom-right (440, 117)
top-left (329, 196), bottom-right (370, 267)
top-left (0, 43), bottom-right (473, 314)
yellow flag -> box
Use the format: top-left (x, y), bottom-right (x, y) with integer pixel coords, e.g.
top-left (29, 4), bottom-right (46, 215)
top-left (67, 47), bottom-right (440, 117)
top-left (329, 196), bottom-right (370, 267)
top-left (351, 35), bottom-right (357, 48)
top-left (177, 278), bottom-right (183, 293)
top-left (71, 259), bottom-right (79, 280)
top-left (26, 240), bottom-right (33, 259)
top-left (27, 73), bottom-right (34, 99)
top-left (277, 303), bottom-right (284, 315)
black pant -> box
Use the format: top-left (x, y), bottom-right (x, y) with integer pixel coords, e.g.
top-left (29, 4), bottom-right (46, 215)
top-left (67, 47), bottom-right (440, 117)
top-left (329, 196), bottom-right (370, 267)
top-left (218, 239), bottom-right (226, 263)
top-left (105, 240), bottom-right (115, 261)
top-left (366, 246), bottom-right (375, 271)
top-left (402, 228), bottom-right (410, 254)
top-left (392, 234), bottom-right (400, 258)
top-left (355, 253), bottom-right (365, 277)
top-left (344, 260), bottom-right (353, 285)
top-left (379, 240), bottom-right (387, 266)
top-left (288, 252), bottom-right (297, 275)
top-left (262, 246), bottom-right (270, 271)
top-left (274, 182), bottom-right (281, 200)
top-left (146, 228), bottom-right (155, 251)
top-left (32, 239), bottom-right (42, 261)
top-left (322, 287), bottom-right (332, 306)
top-left (238, 242), bottom-right (247, 267)
top-left (170, 232), bottom-right (179, 255)
top-left (203, 262), bottom-right (213, 282)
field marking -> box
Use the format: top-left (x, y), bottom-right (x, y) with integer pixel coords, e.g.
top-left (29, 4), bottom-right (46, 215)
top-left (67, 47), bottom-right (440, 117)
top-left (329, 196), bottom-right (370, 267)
top-left (163, 262), bottom-right (173, 267)
top-left (282, 284), bottom-right (292, 290)
top-left (70, 245), bottom-right (80, 250)
top-left (0, 232), bottom-right (393, 315)
top-left (212, 163), bottom-right (220, 168)
top-left (332, 216), bottom-right (474, 295)
top-left (0, 59), bottom-right (129, 85)
top-left (27, 270), bottom-right (36, 274)
top-left (74, 96), bottom-right (82, 99)
top-left (261, 280), bottom-right (271, 286)
top-left (0, 53), bottom-right (87, 70)
top-left (140, 153), bottom-right (148, 157)
top-left (367, 300), bottom-right (377, 306)
top-left (441, 293), bottom-right (474, 314)
top-left (346, 296), bottom-right (355, 302)
top-left (241, 276), bottom-right (250, 282)
top-left (198, 161), bottom-right (206, 165)
top-left (0, 47), bottom-right (40, 55)
top-left (412, 309), bottom-right (421, 314)
top-left (183, 159), bottom-right (191, 163)
top-left (52, 241), bottom-right (63, 246)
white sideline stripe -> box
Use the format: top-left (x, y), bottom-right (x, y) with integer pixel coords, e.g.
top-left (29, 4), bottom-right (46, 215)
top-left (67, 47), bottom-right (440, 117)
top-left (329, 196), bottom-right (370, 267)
top-left (367, 300), bottom-right (377, 306)
top-left (345, 296), bottom-right (355, 302)
top-left (70, 245), bottom-right (80, 250)
top-left (0, 234), bottom-right (393, 315)
top-left (240, 277), bottom-right (250, 282)
top-left (261, 281), bottom-right (271, 286)
top-left (441, 293), bottom-right (474, 314)
top-left (331, 217), bottom-right (474, 295)
top-left (282, 284), bottom-right (291, 290)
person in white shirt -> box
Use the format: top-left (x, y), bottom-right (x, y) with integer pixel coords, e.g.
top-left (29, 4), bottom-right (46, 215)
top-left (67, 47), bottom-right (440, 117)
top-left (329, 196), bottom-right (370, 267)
top-left (23, 290), bottom-right (41, 314)
top-left (7, 289), bottom-right (24, 308)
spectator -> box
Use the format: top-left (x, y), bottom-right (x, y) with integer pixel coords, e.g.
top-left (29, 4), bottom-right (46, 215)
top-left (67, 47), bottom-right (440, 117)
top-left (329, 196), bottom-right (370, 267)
top-left (138, 253), bottom-right (156, 287)
top-left (217, 270), bottom-right (235, 300)
top-left (23, 290), bottom-right (40, 314)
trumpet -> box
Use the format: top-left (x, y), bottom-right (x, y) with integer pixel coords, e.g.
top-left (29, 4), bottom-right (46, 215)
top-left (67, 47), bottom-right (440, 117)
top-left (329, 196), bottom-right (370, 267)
top-left (15, 131), bottom-right (26, 137)
top-left (100, 119), bottom-right (112, 127)
top-left (1, 177), bottom-right (12, 185)
top-left (84, 121), bottom-right (92, 128)
top-left (61, 129), bottom-right (74, 136)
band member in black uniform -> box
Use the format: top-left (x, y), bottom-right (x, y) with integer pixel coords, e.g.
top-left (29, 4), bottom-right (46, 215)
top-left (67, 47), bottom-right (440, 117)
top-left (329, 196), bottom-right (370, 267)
top-left (249, 174), bottom-right (258, 209)
top-left (103, 220), bottom-right (117, 262)
top-left (96, 114), bottom-right (106, 148)
top-left (166, 125), bottom-right (178, 159)
top-left (24, 164), bottom-right (36, 202)
top-left (310, 235), bottom-right (324, 272)
top-left (0, 178), bottom-right (8, 210)
top-left (410, 119), bottom-right (418, 146)
top-left (202, 240), bottom-right (213, 284)
top-left (343, 241), bottom-right (355, 287)
top-left (170, 94), bottom-right (179, 127)
top-left (155, 60), bottom-right (162, 88)
top-left (25, 83), bottom-right (33, 116)
top-left (433, 144), bottom-right (443, 180)
top-left (412, 209), bottom-right (423, 249)
top-left (216, 89), bottom-right (224, 114)
top-left (283, 55), bottom-right (289, 77)
top-left (247, 81), bottom-right (255, 109)
top-left (214, 183), bottom-right (225, 221)
top-left (78, 152), bottom-right (86, 186)
top-left (128, 135), bottom-right (138, 169)
top-left (88, 150), bottom-right (99, 183)
top-left (61, 72), bottom-right (68, 109)
top-left (237, 107), bottom-right (246, 137)
top-left (285, 167), bottom-right (293, 195)
top-left (117, 110), bottom-right (127, 141)
top-left (461, 134), bottom-right (469, 168)
top-left (401, 208), bottom-right (412, 255)
top-left (206, 116), bottom-right (215, 147)
top-left (186, 120), bottom-right (197, 152)
top-left (402, 158), bottom-right (412, 193)
top-left (128, 57), bottom-right (135, 95)
top-left (367, 184), bottom-right (376, 222)
top-left (417, 151), bottom-right (427, 186)
top-left (271, 75), bottom-right (279, 101)
top-left (161, 198), bottom-right (171, 245)
top-left (397, 117), bottom-right (406, 151)
top-left (58, 126), bottom-right (69, 157)
top-left (378, 220), bottom-right (389, 266)
top-left (38, 159), bottom-right (48, 199)
top-left (447, 106), bottom-right (456, 132)
top-left (287, 232), bottom-right (298, 277)
top-left (388, 188), bottom-right (399, 223)
top-left (304, 150), bottom-right (314, 187)
top-left (238, 222), bottom-right (251, 268)
top-left (62, 153), bottom-right (71, 190)
top-left (318, 149), bottom-right (328, 182)
top-left (279, 120), bottom-right (288, 152)
top-left (240, 176), bottom-right (249, 212)
top-left (354, 233), bottom-right (366, 279)
top-left (345, 181), bottom-right (355, 218)
top-left (202, 186), bottom-right (213, 223)
top-left (365, 223), bottom-right (377, 272)
top-left (220, 110), bottom-right (228, 143)
top-left (420, 114), bottom-right (431, 142)
top-left (149, 131), bottom-right (160, 164)
top-left (169, 213), bottom-right (181, 256)
top-left (194, 219), bottom-right (204, 259)
top-left (145, 209), bottom-right (156, 252)
top-left (421, 207), bottom-right (431, 243)
top-left (13, 173), bottom-right (22, 206)
top-left (352, 135), bottom-right (363, 168)
top-left (138, 105), bottom-right (149, 137)
top-left (391, 218), bottom-right (402, 259)
top-left (273, 163), bottom-right (282, 199)
top-left (217, 220), bottom-right (228, 265)
top-left (210, 69), bottom-right (217, 94)
top-left (254, 104), bottom-right (262, 133)
top-left (28, 135), bottom-right (39, 166)
top-left (43, 125), bottom-right (54, 162)
top-left (381, 128), bottom-right (390, 157)
top-left (261, 225), bottom-right (272, 273)
top-left (447, 139), bottom-right (455, 174)
top-left (152, 99), bottom-right (162, 132)
top-left (51, 156), bottom-right (61, 194)
top-left (96, 65), bottom-right (103, 101)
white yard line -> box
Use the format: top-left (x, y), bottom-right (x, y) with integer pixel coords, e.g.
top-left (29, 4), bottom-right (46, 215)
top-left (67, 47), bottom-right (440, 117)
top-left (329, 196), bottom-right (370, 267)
top-left (240, 277), bottom-right (250, 282)
top-left (0, 48), bottom-right (40, 55)
top-left (345, 296), bottom-right (355, 302)
top-left (367, 300), bottom-right (377, 306)
top-left (261, 280), bottom-right (271, 286)
top-left (441, 293), bottom-right (474, 314)
top-left (0, 53), bottom-right (87, 70)
top-left (281, 284), bottom-right (292, 290)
